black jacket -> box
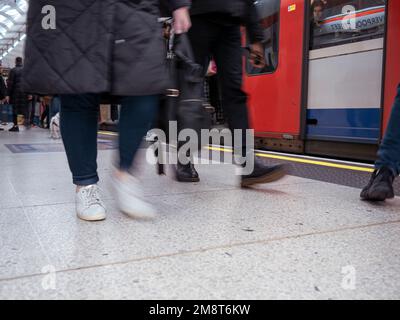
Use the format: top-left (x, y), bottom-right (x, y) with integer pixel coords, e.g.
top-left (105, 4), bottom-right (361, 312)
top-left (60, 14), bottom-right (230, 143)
top-left (7, 65), bottom-right (29, 108)
top-left (160, 0), bottom-right (190, 15)
top-left (0, 75), bottom-right (6, 100)
top-left (23, 0), bottom-right (190, 96)
top-left (190, 0), bottom-right (264, 43)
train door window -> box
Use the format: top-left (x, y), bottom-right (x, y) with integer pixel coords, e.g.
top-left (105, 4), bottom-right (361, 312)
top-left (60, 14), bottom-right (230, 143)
top-left (310, 0), bottom-right (386, 50)
top-left (246, 0), bottom-right (280, 75)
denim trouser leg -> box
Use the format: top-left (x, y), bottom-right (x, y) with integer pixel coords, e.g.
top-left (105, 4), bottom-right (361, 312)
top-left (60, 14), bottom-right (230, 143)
top-left (60, 94), bottom-right (159, 185)
top-left (376, 84), bottom-right (400, 176)
top-left (119, 95), bottom-right (159, 170)
top-left (60, 94), bottom-right (101, 186)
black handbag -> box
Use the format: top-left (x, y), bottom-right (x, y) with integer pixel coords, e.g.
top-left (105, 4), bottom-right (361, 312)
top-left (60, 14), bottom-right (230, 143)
top-left (155, 24), bottom-right (211, 174)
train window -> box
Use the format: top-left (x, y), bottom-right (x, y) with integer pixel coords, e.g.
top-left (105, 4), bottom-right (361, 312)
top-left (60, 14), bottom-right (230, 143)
top-left (246, 0), bottom-right (280, 75)
top-left (310, 0), bottom-right (386, 50)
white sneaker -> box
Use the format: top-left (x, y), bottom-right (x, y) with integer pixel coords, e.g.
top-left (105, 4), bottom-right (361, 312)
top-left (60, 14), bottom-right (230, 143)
top-left (112, 173), bottom-right (156, 219)
top-left (76, 185), bottom-right (106, 221)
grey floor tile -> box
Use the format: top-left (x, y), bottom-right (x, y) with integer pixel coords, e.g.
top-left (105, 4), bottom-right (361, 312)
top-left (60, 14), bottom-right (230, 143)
top-left (0, 256), bottom-right (215, 300)
top-left (1, 222), bottom-right (399, 300)
top-left (20, 178), bottom-right (400, 272)
top-left (166, 222), bottom-right (400, 300)
top-left (0, 178), bottom-right (21, 209)
top-left (0, 208), bottom-right (49, 280)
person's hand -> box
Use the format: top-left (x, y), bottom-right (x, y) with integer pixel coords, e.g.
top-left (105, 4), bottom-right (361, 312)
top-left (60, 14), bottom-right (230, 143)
top-left (249, 42), bottom-right (266, 69)
top-left (4, 96), bottom-right (9, 104)
top-left (173, 7), bottom-right (191, 34)
top-left (206, 60), bottom-right (217, 77)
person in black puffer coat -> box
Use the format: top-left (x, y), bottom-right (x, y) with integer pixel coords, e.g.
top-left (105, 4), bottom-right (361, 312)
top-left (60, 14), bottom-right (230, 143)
top-left (174, 0), bottom-right (288, 187)
top-left (0, 65), bottom-right (6, 102)
top-left (6, 57), bottom-right (29, 132)
top-left (22, 0), bottom-right (191, 222)
top-left (0, 64), bottom-right (7, 131)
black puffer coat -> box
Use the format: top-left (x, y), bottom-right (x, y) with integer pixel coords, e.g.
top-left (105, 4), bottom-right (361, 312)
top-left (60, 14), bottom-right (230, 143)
top-left (0, 75), bottom-right (6, 100)
top-left (23, 0), bottom-right (190, 96)
top-left (7, 65), bottom-right (29, 112)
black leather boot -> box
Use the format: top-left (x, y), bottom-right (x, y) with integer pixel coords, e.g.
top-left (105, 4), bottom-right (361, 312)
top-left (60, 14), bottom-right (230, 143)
top-left (360, 167), bottom-right (395, 201)
top-left (241, 157), bottom-right (288, 187)
top-left (176, 162), bottom-right (200, 182)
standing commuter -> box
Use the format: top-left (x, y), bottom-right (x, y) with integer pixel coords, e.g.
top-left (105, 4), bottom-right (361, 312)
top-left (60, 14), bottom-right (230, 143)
top-left (23, 0), bottom-right (191, 221)
top-left (175, 0), bottom-right (288, 187)
top-left (0, 63), bottom-right (6, 131)
top-left (39, 95), bottom-right (51, 129)
top-left (361, 84), bottom-right (400, 201)
top-left (0, 64), bottom-right (6, 103)
top-left (6, 57), bottom-right (29, 132)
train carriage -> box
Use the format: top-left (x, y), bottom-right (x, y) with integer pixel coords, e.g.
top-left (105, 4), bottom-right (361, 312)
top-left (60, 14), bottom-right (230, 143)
top-left (242, 0), bottom-right (400, 161)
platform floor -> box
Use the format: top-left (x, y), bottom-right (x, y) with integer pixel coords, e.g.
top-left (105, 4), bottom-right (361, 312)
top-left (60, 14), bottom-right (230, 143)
top-left (0, 127), bottom-right (400, 300)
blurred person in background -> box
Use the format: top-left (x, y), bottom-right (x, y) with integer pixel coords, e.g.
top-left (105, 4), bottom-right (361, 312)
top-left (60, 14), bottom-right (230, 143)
top-left (311, 0), bottom-right (325, 28)
top-left (6, 57), bottom-right (30, 132)
top-left (23, 0), bottom-right (191, 222)
top-left (39, 95), bottom-right (51, 129)
top-left (0, 63), bottom-right (6, 103)
top-left (0, 63), bottom-right (7, 131)
top-left (49, 95), bottom-right (61, 122)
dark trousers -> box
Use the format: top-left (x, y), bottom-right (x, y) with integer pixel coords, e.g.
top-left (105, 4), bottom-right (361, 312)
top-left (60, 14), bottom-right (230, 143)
top-left (188, 15), bottom-right (250, 152)
top-left (12, 104), bottom-right (29, 126)
top-left (60, 94), bottom-right (158, 186)
top-left (376, 84), bottom-right (400, 175)
top-left (29, 99), bottom-right (36, 125)
top-left (40, 104), bottom-right (49, 128)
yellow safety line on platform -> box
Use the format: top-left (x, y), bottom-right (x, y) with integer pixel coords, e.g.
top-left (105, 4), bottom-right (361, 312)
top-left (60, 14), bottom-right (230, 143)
top-left (98, 131), bottom-right (118, 136)
top-left (97, 132), bottom-right (374, 173)
top-left (206, 146), bottom-right (374, 173)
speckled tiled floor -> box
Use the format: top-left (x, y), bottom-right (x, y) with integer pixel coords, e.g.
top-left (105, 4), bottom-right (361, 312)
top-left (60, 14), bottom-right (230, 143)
top-left (0, 128), bottom-right (399, 299)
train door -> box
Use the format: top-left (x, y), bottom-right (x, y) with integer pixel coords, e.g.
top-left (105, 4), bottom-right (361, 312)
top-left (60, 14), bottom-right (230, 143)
top-left (244, 0), bottom-right (306, 153)
top-left (305, 0), bottom-right (387, 160)
top-left (382, 0), bottom-right (400, 132)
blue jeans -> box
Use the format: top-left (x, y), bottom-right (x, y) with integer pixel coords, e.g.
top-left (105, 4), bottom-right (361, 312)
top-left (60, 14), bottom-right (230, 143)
top-left (376, 84), bottom-right (400, 176)
top-left (49, 96), bottom-right (61, 120)
top-left (60, 94), bottom-right (158, 186)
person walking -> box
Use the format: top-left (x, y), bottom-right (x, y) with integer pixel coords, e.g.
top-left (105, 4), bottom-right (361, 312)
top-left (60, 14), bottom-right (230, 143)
top-left (6, 57), bottom-right (29, 132)
top-left (23, 0), bottom-right (191, 221)
top-left (0, 64), bottom-right (7, 131)
top-left (175, 0), bottom-right (288, 186)
top-left (0, 64), bottom-right (6, 103)
top-left (361, 84), bottom-right (400, 201)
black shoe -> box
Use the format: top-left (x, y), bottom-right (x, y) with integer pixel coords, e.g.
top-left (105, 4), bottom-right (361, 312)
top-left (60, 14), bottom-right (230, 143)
top-left (241, 157), bottom-right (288, 188)
top-left (176, 162), bottom-right (200, 182)
top-left (9, 126), bottom-right (19, 132)
top-left (0, 128), bottom-right (4, 131)
top-left (360, 167), bottom-right (395, 201)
